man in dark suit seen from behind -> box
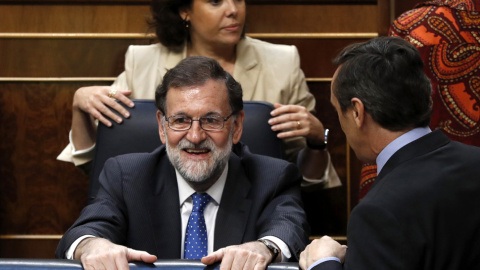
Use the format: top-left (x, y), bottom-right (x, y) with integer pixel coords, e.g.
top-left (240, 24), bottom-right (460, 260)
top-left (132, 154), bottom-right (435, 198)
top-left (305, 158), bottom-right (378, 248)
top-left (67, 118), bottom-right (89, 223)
top-left (55, 56), bottom-right (309, 270)
top-left (300, 37), bottom-right (480, 270)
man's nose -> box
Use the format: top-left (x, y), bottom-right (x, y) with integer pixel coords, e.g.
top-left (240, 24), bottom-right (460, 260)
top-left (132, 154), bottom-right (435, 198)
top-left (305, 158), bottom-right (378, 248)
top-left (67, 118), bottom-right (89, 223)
top-left (186, 121), bottom-right (207, 144)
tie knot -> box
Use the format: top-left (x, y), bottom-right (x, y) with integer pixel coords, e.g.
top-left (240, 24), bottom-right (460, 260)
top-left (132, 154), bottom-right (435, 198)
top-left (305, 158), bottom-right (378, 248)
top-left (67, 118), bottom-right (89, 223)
top-left (191, 193), bottom-right (211, 213)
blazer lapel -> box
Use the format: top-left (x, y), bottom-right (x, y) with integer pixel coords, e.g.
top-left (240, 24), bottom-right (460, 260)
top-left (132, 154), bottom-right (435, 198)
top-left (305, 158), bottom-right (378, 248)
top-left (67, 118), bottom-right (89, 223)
top-left (214, 154), bottom-right (252, 250)
top-left (234, 37), bottom-right (261, 101)
top-left (148, 149), bottom-right (182, 258)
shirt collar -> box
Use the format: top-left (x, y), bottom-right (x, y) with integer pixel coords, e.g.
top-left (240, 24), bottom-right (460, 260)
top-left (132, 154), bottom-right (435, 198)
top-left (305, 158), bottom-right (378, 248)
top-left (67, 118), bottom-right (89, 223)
top-left (177, 163), bottom-right (228, 207)
top-left (376, 126), bottom-right (431, 175)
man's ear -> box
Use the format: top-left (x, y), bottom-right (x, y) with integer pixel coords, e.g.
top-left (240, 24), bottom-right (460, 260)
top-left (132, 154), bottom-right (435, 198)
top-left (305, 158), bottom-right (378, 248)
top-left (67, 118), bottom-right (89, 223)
top-left (232, 110), bottom-right (244, 144)
top-left (350, 98), bottom-right (365, 128)
top-left (156, 110), bottom-right (167, 144)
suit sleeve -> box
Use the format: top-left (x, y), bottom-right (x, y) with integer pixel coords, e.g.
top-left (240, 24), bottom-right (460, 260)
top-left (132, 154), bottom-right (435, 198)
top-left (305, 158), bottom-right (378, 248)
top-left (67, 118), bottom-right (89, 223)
top-left (55, 157), bottom-right (129, 258)
top-left (256, 162), bottom-right (310, 261)
top-left (342, 202), bottom-right (418, 270)
top-left (312, 260), bottom-right (343, 270)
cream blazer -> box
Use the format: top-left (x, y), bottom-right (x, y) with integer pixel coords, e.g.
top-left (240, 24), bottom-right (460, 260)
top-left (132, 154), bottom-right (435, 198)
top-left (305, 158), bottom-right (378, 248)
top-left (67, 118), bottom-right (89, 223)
top-left (58, 37), bottom-right (341, 187)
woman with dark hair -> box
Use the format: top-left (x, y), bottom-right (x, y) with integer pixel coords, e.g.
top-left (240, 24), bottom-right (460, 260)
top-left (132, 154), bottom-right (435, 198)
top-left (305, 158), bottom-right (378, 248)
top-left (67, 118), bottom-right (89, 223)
top-left (58, 0), bottom-right (340, 188)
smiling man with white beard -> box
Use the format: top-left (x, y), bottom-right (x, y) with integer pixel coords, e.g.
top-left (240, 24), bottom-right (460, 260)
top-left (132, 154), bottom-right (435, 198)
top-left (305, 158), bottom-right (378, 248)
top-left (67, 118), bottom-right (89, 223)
top-left (56, 56), bottom-right (309, 270)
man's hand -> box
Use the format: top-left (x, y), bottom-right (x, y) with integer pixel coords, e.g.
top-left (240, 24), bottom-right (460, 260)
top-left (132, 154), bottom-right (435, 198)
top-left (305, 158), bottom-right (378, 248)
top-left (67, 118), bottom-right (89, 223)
top-left (201, 241), bottom-right (277, 270)
top-left (299, 236), bottom-right (347, 270)
top-left (75, 238), bottom-right (157, 270)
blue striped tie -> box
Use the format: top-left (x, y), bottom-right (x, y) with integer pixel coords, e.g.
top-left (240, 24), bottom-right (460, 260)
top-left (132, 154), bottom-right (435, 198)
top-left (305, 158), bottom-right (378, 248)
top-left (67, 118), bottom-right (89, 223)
top-left (184, 193), bottom-right (211, 259)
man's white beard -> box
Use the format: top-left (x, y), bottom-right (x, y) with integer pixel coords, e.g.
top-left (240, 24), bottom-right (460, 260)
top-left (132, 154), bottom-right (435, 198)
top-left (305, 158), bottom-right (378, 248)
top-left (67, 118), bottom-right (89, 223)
top-left (164, 125), bottom-right (233, 184)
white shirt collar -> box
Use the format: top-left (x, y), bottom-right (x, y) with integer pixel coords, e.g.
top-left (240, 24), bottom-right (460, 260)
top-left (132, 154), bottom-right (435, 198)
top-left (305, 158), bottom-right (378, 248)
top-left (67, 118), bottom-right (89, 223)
top-left (176, 163), bottom-right (228, 207)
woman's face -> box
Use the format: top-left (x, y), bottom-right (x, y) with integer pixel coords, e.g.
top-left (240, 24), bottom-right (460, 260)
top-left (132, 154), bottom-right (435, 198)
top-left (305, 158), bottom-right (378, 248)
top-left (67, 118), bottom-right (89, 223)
top-left (181, 0), bottom-right (246, 48)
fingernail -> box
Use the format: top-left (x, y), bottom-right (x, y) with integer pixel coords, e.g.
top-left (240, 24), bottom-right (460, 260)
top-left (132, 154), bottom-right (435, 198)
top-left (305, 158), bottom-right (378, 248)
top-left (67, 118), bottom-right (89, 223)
top-left (118, 118), bottom-right (123, 123)
top-left (125, 112), bottom-right (130, 117)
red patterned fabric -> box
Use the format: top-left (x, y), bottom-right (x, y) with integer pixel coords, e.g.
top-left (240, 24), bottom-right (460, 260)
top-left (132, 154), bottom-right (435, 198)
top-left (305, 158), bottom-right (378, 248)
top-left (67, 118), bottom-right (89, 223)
top-left (359, 0), bottom-right (480, 199)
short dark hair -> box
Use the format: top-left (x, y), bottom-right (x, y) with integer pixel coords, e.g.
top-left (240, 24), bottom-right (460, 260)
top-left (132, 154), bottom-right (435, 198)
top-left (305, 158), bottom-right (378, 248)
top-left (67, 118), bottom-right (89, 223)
top-left (155, 56), bottom-right (243, 115)
top-left (332, 36), bottom-right (432, 131)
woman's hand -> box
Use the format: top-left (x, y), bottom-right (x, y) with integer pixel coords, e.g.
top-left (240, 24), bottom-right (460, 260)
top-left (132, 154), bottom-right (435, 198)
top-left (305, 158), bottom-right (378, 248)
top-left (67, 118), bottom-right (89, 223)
top-left (73, 86), bottom-right (134, 127)
top-left (268, 103), bottom-right (325, 144)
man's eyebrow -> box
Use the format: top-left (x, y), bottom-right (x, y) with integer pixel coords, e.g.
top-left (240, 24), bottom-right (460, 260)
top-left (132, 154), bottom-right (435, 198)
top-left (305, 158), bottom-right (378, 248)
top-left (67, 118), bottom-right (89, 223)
top-left (203, 111), bottom-right (223, 116)
top-left (170, 111), bottom-right (187, 116)
top-left (169, 111), bottom-right (223, 117)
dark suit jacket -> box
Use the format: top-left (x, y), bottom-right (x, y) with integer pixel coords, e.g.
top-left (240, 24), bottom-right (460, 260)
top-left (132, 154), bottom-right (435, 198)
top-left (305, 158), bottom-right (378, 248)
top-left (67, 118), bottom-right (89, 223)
top-left (56, 143), bottom-right (309, 260)
top-left (315, 130), bottom-right (480, 270)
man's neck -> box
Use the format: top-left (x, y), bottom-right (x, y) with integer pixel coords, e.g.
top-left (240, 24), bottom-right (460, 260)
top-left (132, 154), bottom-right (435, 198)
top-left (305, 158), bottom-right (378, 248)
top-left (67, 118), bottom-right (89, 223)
top-left (369, 128), bottom-right (412, 159)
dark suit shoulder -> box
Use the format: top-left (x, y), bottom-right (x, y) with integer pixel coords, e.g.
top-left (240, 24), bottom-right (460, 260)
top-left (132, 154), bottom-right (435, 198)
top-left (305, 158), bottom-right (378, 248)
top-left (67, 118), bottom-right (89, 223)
top-left (104, 145), bottom-right (167, 179)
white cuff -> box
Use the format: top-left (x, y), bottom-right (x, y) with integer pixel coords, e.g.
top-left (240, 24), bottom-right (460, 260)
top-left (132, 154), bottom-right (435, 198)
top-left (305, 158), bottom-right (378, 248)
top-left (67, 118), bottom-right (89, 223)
top-left (57, 130), bottom-right (96, 166)
top-left (66, 235), bottom-right (96, 260)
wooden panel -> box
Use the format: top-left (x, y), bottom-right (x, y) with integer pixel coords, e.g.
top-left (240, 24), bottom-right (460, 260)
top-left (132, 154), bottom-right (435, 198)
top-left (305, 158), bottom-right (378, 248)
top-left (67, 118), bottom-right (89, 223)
top-left (0, 4), bottom-right (378, 33)
top-left (0, 38), bottom-right (368, 78)
top-left (0, 38), bottom-right (153, 77)
top-left (246, 5), bottom-right (378, 33)
top-left (0, 4), bottom-right (151, 33)
top-left (0, 238), bottom-right (60, 259)
top-left (0, 82), bottom-right (102, 235)
top-left (305, 81), bottom-right (348, 235)
top-left (267, 38), bottom-right (371, 78)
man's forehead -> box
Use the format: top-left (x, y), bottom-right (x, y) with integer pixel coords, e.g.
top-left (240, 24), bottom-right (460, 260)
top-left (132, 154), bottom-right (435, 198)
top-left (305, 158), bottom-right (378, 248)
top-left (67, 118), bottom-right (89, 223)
top-left (167, 79), bottom-right (227, 95)
top-left (165, 80), bottom-right (229, 113)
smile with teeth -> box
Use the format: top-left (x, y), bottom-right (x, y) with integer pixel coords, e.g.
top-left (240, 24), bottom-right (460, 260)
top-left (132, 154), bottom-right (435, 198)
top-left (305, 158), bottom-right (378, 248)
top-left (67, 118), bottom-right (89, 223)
top-left (184, 148), bottom-right (210, 155)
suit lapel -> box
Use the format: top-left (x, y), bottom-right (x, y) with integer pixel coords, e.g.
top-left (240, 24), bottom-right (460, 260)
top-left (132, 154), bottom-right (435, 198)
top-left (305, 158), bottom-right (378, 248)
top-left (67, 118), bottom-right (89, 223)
top-left (234, 37), bottom-right (261, 101)
top-left (148, 148), bottom-right (182, 258)
top-left (214, 154), bottom-right (252, 250)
